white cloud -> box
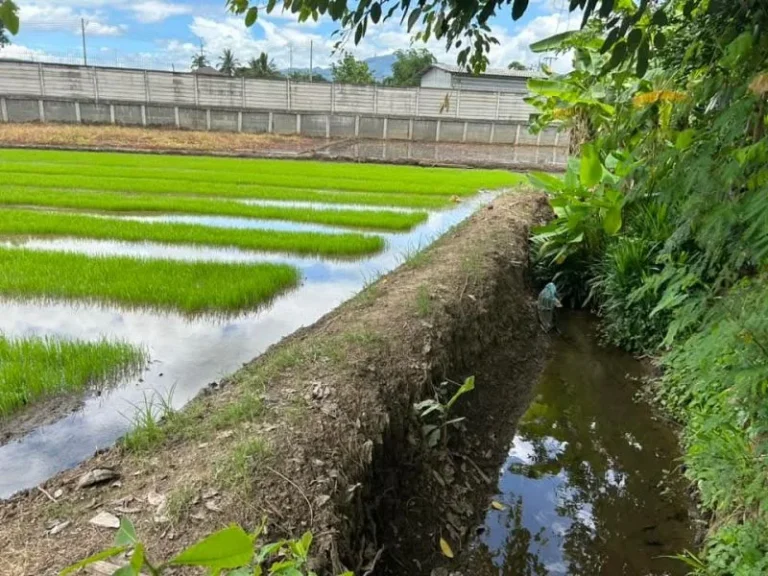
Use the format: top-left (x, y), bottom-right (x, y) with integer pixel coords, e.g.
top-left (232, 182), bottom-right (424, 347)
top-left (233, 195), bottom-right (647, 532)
top-left (128, 1), bottom-right (192, 24)
top-left (17, 2), bottom-right (126, 36)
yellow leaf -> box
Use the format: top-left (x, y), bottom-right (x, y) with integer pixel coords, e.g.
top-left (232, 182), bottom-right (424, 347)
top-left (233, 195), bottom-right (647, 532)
top-left (439, 537), bottom-right (454, 559)
top-left (491, 500), bottom-right (506, 511)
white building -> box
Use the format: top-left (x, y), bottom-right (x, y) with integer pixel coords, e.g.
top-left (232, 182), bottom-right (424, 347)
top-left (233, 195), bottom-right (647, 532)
top-left (419, 64), bottom-right (538, 93)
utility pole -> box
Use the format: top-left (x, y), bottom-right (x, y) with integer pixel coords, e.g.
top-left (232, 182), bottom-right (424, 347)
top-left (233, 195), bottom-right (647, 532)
top-left (81, 18), bottom-right (88, 66)
top-left (289, 44), bottom-right (293, 75)
top-left (309, 40), bottom-right (313, 83)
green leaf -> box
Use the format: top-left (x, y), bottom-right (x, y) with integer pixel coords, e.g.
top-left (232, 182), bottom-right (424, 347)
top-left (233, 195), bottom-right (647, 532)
top-left (651, 9), bottom-right (667, 26)
top-left (653, 31), bottom-right (666, 50)
top-left (0, 0), bottom-right (20, 35)
top-left (296, 532), bottom-right (313, 558)
top-left (603, 39), bottom-right (627, 72)
top-left (527, 78), bottom-right (572, 97)
top-left (627, 28), bottom-right (643, 52)
top-left (675, 129), bottom-right (696, 150)
top-left (512, 0), bottom-right (529, 21)
top-left (580, 143), bottom-right (602, 188)
top-left (528, 171), bottom-right (565, 193)
top-left (245, 6), bottom-right (259, 26)
top-left (115, 517), bottom-right (138, 547)
top-left (370, 2), bottom-right (381, 23)
top-left (599, 0), bottom-right (614, 17)
top-left (445, 375), bottom-right (475, 411)
top-left (112, 566), bottom-right (138, 576)
top-left (171, 525), bottom-right (254, 571)
top-left (529, 30), bottom-right (576, 53)
top-left (601, 27), bottom-right (621, 54)
top-left (60, 546), bottom-right (128, 575)
top-left (636, 38), bottom-right (650, 78)
top-left (603, 206), bottom-right (622, 235)
top-left (407, 8), bottom-right (421, 31)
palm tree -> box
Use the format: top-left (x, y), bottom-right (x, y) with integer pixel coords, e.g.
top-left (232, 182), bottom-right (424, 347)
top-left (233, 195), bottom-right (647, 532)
top-left (218, 49), bottom-right (239, 77)
top-left (243, 52), bottom-right (282, 79)
top-left (508, 60), bottom-right (528, 71)
top-left (191, 53), bottom-right (209, 70)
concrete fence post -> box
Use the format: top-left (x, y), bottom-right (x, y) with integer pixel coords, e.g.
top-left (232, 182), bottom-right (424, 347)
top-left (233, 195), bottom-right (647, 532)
top-left (75, 101), bottom-right (82, 123)
top-left (330, 84), bottom-right (335, 113)
top-left (38, 100), bottom-right (45, 122)
top-left (109, 104), bottom-right (116, 124)
top-left (174, 106), bottom-right (180, 128)
top-left (0, 98), bottom-right (7, 123)
top-left (536, 130), bottom-right (542, 147)
top-left (514, 124), bottom-right (521, 145)
top-left (37, 63), bottom-right (45, 98)
top-left (373, 85), bottom-right (378, 115)
top-left (268, 111), bottom-right (274, 133)
top-left (553, 131), bottom-right (560, 163)
top-left (408, 118), bottom-right (414, 140)
top-left (415, 87), bottom-right (421, 116)
top-left (436, 119), bottom-right (441, 143)
top-left (92, 68), bottom-right (100, 103)
top-left (489, 122), bottom-right (496, 144)
top-left (193, 75), bottom-right (200, 107)
top-left (354, 115), bottom-right (360, 137)
top-left (143, 70), bottom-right (150, 104)
top-left (237, 111), bottom-right (243, 132)
top-left (455, 89), bottom-right (461, 118)
top-left (241, 77), bottom-right (246, 109)
top-left (462, 121), bottom-right (468, 143)
top-left (382, 117), bottom-right (388, 140)
top-left (286, 79), bottom-right (292, 111)
top-left (495, 92), bottom-right (501, 120)
top-left (206, 109), bottom-right (211, 130)
top-left (296, 113), bottom-right (301, 134)
top-left (141, 104), bottom-right (147, 126)
top-left (325, 115), bottom-right (330, 138)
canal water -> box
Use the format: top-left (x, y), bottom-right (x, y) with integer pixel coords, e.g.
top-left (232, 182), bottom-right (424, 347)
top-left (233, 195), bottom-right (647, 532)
top-left (465, 313), bottom-right (695, 575)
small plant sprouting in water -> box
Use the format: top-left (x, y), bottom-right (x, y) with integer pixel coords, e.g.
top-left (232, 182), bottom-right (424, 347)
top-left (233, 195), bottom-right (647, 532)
top-left (414, 376), bottom-right (475, 448)
top-left (62, 516), bottom-right (354, 576)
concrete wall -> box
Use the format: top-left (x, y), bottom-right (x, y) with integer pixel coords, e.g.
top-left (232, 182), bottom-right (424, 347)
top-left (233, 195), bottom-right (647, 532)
top-left (0, 60), bottom-right (538, 122)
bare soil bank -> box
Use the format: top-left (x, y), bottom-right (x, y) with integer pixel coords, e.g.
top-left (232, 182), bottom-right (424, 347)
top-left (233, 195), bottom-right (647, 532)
top-left (0, 192), bottom-right (550, 575)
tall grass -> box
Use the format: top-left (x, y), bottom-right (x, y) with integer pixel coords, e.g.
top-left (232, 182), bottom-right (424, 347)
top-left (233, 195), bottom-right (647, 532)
top-left (0, 208), bottom-right (385, 257)
top-left (0, 187), bottom-right (428, 231)
top-left (0, 149), bottom-right (524, 194)
top-left (0, 334), bottom-right (146, 417)
top-left (0, 247), bottom-right (300, 314)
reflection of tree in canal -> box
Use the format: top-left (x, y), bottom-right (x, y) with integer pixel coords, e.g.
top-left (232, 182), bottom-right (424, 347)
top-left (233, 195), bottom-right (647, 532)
top-left (479, 316), bottom-right (693, 575)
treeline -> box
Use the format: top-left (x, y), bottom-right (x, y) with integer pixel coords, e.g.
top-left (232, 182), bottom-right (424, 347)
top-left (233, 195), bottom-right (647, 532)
top-left (190, 47), bottom-right (437, 86)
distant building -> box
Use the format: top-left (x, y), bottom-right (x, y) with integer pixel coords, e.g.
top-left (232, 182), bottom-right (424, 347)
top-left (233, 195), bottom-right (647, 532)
top-left (419, 64), bottom-right (538, 93)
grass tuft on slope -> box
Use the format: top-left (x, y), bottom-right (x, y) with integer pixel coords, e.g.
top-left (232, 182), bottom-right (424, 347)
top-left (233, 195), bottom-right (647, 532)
top-left (0, 208), bottom-right (385, 257)
top-left (0, 335), bottom-right (146, 418)
top-left (0, 247), bottom-right (301, 314)
top-left (0, 187), bottom-right (428, 231)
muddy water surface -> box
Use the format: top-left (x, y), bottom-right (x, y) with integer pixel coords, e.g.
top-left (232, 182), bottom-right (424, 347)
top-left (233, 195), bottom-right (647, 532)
top-left (468, 314), bottom-right (694, 575)
top-left (0, 194), bottom-right (492, 498)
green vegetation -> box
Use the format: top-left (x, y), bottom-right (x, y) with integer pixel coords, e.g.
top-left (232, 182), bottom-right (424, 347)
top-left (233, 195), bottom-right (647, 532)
top-left (0, 149), bottom-right (522, 196)
top-left (0, 186), bottom-right (428, 231)
top-left (524, 1), bottom-right (768, 572)
top-left (63, 517), bottom-right (350, 576)
top-left (0, 248), bottom-right (300, 314)
top-left (0, 334), bottom-right (145, 417)
top-left (0, 208), bottom-right (385, 257)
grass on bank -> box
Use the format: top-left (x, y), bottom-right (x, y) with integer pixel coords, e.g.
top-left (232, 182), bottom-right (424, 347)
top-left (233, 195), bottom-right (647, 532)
top-left (0, 178), bottom-right (451, 210)
top-left (0, 334), bottom-right (146, 418)
top-left (0, 148), bottom-right (524, 195)
top-left (0, 187), bottom-right (429, 231)
top-left (0, 247), bottom-right (301, 314)
top-left (0, 208), bottom-right (385, 257)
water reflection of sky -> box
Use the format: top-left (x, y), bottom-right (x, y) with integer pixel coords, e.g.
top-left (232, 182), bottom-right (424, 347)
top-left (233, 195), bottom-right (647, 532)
top-left (0, 193), bottom-right (493, 498)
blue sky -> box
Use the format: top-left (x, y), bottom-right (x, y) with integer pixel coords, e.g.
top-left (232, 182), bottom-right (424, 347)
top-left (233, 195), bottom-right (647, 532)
top-left (1, 0), bottom-right (577, 72)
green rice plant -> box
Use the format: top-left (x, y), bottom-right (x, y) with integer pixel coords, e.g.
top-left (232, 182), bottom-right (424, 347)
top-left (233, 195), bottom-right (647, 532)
top-left (0, 334), bottom-right (146, 417)
top-left (0, 207), bottom-right (385, 257)
top-left (0, 148), bottom-right (524, 195)
top-left (0, 248), bottom-right (300, 314)
top-left (0, 186), bottom-right (428, 231)
top-left (0, 176), bottom-right (450, 209)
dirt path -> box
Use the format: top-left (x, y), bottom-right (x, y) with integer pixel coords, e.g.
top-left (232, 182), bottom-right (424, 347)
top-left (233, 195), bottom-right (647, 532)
top-left (0, 191), bottom-right (550, 576)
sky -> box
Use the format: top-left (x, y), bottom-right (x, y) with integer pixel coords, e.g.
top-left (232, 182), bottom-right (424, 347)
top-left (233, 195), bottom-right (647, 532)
top-left (0, 0), bottom-right (578, 73)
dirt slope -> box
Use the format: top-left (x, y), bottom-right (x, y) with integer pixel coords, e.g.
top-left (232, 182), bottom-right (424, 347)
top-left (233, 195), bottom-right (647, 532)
top-left (0, 191), bottom-right (550, 576)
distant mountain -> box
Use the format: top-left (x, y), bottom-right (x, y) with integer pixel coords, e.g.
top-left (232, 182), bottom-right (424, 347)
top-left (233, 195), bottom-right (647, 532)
top-left (282, 53), bottom-right (397, 82)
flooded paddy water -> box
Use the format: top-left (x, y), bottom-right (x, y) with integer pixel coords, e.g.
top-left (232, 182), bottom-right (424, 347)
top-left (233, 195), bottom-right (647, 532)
top-left (0, 193), bottom-right (492, 498)
top-left (462, 314), bottom-right (695, 576)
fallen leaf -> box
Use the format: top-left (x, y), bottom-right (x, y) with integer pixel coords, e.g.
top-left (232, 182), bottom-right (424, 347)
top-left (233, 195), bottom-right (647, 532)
top-left (77, 469), bottom-right (119, 489)
top-left (146, 490), bottom-right (166, 507)
top-left (48, 520), bottom-right (71, 536)
top-left (491, 501), bottom-right (506, 511)
top-left (439, 537), bottom-right (454, 559)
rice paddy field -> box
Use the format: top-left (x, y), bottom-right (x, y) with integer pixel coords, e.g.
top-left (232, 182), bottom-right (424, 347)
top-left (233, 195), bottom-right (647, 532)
top-left (0, 147), bottom-right (523, 498)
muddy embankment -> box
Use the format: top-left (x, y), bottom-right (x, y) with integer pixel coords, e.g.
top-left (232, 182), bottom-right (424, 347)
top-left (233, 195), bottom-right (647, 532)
top-left (0, 192), bottom-right (551, 576)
